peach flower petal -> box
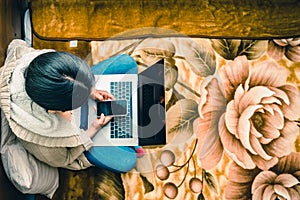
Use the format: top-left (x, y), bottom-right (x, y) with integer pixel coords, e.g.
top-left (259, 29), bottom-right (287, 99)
top-left (294, 171), bottom-right (300, 178)
top-left (260, 123), bottom-right (280, 139)
top-left (194, 114), bottom-right (214, 140)
top-left (198, 78), bottom-right (226, 118)
top-left (194, 116), bottom-right (224, 170)
top-left (263, 110), bottom-right (284, 130)
top-left (250, 62), bottom-right (287, 88)
top-left (286, 45), bottom-right (300, 62)
top-left (221, 55), bottom-right (249, 100)
top-left (273, 39), bottom-right (289, 46)
top-left (228, 162), bottom-right (260, 183)
top-left (259, 137), bottom-right (273, 145)
top-left (265, 121), bottom-right (299, 158)
top-left (262, 104), bottom-right (274, 115)
top-left (233, 84), bottom-right (245, 111)
top-left (197, 137), bottom-right (223, 170)
top-left (264, 104), bottom-right (284, 123)
top-left (198, 79), bottom-right (209, 118)
top-left (194, 117), bottom-right (210, 165)
top-left (274, 184), bottom-right (290, 200)
top-left (275, 174), bottom-right (299, 187)
top-left (252, 155), bottom-right (278, 171)
top-left (252, 184), bottom-right (269, 200)
top-left (220, 115), bottom-right (256, 169)
top-left (268, 86), bottom-right (290, 105)
top-left (250, 134), bottom-right (272, 160)
top-left (252, 171), bottom-right (277, 193)
top-left (262, 185), bottom-right (275, 200)
top-left (261, 96), bottom-right (282, 105)
top-left (225, 181), bottom-right (250, 200)
top-left (250, 122), bottom-right (263, 138)
top-left (238, 86), bottom-right (275, 113)
top-left (287, 188), bottom-right (300, 200)
top-left (238, 105), bottom-right (263, 154)
top-left (225, 100), bottom-right (239, 138)
top-left (295, 185), bottom-right (300, 194)
top-left (280, 85), bottom-right (300, 120)
top-left (196, 113), bottom-right (220, 157)
top-left (286, 38), bottom-right (300, 46)
top-left (273, 152), bottom-right (300, 172)
top-left (195, 77), bottom-right (227, 170)
top-left (267, 40), bottom-right (285, 60)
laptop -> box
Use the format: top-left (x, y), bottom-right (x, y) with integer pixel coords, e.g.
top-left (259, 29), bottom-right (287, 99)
top-left (77, 59), bottom-right (166, 146)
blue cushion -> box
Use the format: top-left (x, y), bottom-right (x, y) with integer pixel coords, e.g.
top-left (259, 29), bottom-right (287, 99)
top-left (91, 54), bottom-right (137, 75)
top-left (85, 146), bottom-right (136, 173)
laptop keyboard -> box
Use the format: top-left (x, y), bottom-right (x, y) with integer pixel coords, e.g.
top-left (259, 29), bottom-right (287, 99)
top-left (110, 81), bottom-right (133, 139)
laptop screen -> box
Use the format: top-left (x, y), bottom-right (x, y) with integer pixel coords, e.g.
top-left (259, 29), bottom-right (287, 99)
top-left (138, 59), bottom-right (166, 146)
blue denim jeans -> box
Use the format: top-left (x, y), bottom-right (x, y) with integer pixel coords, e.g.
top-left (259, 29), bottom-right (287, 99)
top-left (83, 54), bottom-right (138, 173)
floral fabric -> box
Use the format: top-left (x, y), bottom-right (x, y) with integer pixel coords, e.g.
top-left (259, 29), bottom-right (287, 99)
top-left (90, 36), bottom-right (300, 200)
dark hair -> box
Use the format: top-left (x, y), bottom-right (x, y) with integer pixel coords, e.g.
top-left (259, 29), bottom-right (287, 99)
top-left (25, 51), bottom-right (95, 111)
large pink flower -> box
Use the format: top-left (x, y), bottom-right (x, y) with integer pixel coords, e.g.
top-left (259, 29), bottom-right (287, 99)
top-left (194, 55), bottom-right (300, 170)
top-left (225, 152), bottom-right (300, 200)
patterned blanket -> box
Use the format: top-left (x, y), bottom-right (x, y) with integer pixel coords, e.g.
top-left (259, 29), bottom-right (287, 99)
top-left (85, 34), bottom-right (300, 200)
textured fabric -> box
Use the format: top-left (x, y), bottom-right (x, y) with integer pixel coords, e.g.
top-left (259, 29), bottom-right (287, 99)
top-left (0, 39), bottom-right (93, 170)
top-left (0, 110), bottom-right (59, 198)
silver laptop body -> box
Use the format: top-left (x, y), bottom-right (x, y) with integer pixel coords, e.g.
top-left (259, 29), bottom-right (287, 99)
top-left (89, 74), bottom-right (138, 146)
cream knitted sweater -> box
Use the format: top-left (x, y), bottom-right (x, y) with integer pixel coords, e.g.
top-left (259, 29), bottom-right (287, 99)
top-left (0, 39), bottom-right (93, 170)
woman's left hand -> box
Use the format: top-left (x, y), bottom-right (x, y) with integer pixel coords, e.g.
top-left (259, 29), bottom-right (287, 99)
top-left (86, 113), bottom-right (113, 138)
top-left (92, 113), bottom-right (113, 130)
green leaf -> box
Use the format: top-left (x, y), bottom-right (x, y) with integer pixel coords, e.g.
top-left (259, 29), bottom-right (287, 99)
top-left (203, 170), bottom-right (218, 194)
top-left (185, 41), bottom-right (216, 77)
top-left (211, 39), bottom-right (267, 60)
top-left (171, 38), bottom-right (216, 77)
top-left (133, 38), bottom-right (176, 66)
top-left (211, 39), bottom-right (241, 60)
top-left (140, 174), bottom-right (154, 194)
top-left (166, 99), bottom-right (199, 135)
top-left (166, 89), bottom-right (185, 111)
top-left (165, 64), bottom-right (178, 91)
top-left (239, 40), bottom-right (268, 60)
top-left (197, 192), bottom-right (205, 200)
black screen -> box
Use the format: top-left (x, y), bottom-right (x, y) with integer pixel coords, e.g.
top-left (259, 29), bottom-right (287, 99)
top-left (97, 100), bottom-right (127, 116)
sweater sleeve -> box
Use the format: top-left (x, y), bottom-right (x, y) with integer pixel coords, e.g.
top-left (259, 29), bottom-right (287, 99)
top-left (19, 139), bottom-right (93, 170)
top-left (79, 130), bottom-right (94, 150)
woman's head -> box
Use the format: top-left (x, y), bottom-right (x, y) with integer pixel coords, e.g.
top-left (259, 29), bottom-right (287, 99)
top-left (25, 52), bottom-right (95, 111)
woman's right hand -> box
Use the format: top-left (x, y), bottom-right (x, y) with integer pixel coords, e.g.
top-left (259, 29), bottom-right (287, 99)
top-left (90, 88), bottom-right (115, 101)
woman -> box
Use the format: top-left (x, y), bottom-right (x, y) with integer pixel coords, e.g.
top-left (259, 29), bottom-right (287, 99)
top-left (0, 39), bottom-right (141, 172)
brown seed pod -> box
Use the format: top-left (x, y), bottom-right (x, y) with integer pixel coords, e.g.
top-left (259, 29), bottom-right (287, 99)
top-left (160, 150), bottom-right (176, 167)
top-left (163, 182), bottom-right (178, 199)
top-left (155, 164), bottom-right (170, 181)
